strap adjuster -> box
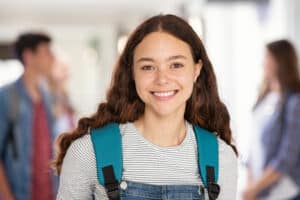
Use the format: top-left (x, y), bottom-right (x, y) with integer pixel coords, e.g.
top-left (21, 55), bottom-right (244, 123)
top-left (206, 166), bottom-right (220, 200)
top-left (102, 165), bottom-right (120, 200)
top-left (207, 182), bottom-right (220, 200)
top-left (105, 182), bottom-right (120, 200)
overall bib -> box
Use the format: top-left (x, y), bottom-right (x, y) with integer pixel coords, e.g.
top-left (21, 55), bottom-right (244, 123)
top-left (119, 180), bottom-right (205, 200)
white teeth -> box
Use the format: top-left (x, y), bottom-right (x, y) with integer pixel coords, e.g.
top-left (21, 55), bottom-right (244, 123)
top-left (153, 90), bottom-right (176, 97)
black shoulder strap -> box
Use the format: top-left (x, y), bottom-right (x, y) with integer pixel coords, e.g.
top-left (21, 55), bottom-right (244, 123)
top-left (206, 166), bottom-right (220, 200)
top-left (102, 166), bottom-right (120, 200)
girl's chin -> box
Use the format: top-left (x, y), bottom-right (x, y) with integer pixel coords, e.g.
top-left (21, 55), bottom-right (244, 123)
top-left (145, 105), bottom-right (185, 118)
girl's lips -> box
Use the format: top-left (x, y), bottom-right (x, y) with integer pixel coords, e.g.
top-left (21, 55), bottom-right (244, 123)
top-left (150, 90), bottom-right (178, 100)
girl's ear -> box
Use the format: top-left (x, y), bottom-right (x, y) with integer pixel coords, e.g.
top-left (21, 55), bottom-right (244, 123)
top-left (194, 59), bottom-right (203, 82)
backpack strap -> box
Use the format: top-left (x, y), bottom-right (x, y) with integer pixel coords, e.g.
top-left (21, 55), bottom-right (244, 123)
top-left (193, 125), bottom-right (220, 200)
top-left (1, 84), bottom-right (20, 160)
top-left (90, 123), bottom-right (122, 200)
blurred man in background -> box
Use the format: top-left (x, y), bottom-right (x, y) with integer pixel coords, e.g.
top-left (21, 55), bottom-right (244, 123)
top-left (0, 32), bottom-right (57, 200)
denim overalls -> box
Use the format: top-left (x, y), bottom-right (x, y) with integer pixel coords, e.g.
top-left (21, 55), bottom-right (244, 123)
top-left (119, 180), bottom-right (205, 200)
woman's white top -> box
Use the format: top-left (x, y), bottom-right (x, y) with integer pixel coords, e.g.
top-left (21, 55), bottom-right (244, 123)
top-left (57, 121), bottom-right (237, 200)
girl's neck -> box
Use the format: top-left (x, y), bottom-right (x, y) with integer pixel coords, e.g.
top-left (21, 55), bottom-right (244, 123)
top-left (134, 109), bottom-right (187, 147)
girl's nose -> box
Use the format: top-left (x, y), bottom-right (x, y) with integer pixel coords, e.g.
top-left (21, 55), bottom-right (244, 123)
top-left (154, 69), bottom-right (170, 85)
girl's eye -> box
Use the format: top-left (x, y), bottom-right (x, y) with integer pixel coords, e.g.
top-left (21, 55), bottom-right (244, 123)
top-left (141, 65), bottom-right (155, 70)
top-left (171, 63), bottom-right (184, 69)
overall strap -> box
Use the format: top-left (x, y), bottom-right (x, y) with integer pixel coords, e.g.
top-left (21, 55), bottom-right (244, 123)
top-left (193, 125), bottom-right (220, 200)
top-left (90, 123), bottom-right (122, 200)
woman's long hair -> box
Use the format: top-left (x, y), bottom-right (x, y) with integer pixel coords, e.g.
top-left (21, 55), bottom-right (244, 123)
top-left (254, 40), bottom-right (300, 108)
top-left (53, 14), bottom-right (237, 174)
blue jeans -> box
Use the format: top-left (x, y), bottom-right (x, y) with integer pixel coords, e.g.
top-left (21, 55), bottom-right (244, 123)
top-left (120, 180), bottom-right (205, 200)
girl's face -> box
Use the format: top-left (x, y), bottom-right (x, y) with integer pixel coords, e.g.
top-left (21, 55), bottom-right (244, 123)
top-left (263, 50), bottom-right (278, 82)
top-left (133, 32), bottom-right (201, 117)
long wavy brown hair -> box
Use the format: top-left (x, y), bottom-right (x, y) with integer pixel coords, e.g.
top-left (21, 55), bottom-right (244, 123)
top-left (53, 14), bottom-right (237, 174)
top-left (254, 39), bottom-right (300, 108)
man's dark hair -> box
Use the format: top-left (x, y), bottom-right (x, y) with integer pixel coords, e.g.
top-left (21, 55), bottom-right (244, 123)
top-left (14, 32), bottom-right (51, 64)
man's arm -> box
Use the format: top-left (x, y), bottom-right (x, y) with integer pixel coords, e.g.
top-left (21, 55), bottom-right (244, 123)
top-left (0, 162), bottom-right (15, 200)
top-left (0, 89), bottom-right (14, 200)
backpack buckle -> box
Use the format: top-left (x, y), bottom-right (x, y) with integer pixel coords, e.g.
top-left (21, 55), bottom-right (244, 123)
top-left (102, 165), bottom-right (120, 200)
top-left (206, 166), bottom-right (220, 200)
top-left (105, 182), bottom-right (120, 200)
top-left (207, 182), bottom-right (220, 200)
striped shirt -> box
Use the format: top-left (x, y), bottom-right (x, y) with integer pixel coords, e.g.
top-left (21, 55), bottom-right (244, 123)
top-left (57, 122), bottom-right (237, 199)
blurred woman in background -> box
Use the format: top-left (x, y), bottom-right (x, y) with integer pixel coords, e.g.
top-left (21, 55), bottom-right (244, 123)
top-left (47, 58), bottom-right (75, 136)
top-left (243, 40), bottom-right (300, 200)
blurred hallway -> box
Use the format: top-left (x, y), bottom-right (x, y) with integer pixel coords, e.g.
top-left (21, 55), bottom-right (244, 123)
top-left (0, 0), bottom-right (300, 199)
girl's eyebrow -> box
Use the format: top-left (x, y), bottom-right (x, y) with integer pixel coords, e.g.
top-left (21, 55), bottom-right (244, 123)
top-left (136, 57), bottom-right (155, 63)
top-left (136, 55), bottom-right (187, 63)
top-left (167, 55), bottom-right (187, 61)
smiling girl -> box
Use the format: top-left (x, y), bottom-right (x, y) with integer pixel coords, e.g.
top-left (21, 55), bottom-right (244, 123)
top-left (54, 14), bottom-right (238, 200)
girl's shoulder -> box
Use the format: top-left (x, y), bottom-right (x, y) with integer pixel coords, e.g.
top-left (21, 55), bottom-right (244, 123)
top-left (61, 134), bottom-right (98, 184)
top-left (67, 134), bottom-right (94, 156)
top-left (217, 138), bottom-right (238, 199)
top-left (217, 138), bottom-right (237, 160)
top-left (58, 134), bottom-right (100, 199)
top-left (62, 134), bottom-right (96, 176)
top-left (217, 138), bottom-right (238, 172)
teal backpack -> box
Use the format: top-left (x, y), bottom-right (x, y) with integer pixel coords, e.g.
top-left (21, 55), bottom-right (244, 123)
top-left (90, 123), bottom-right (220, 200)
